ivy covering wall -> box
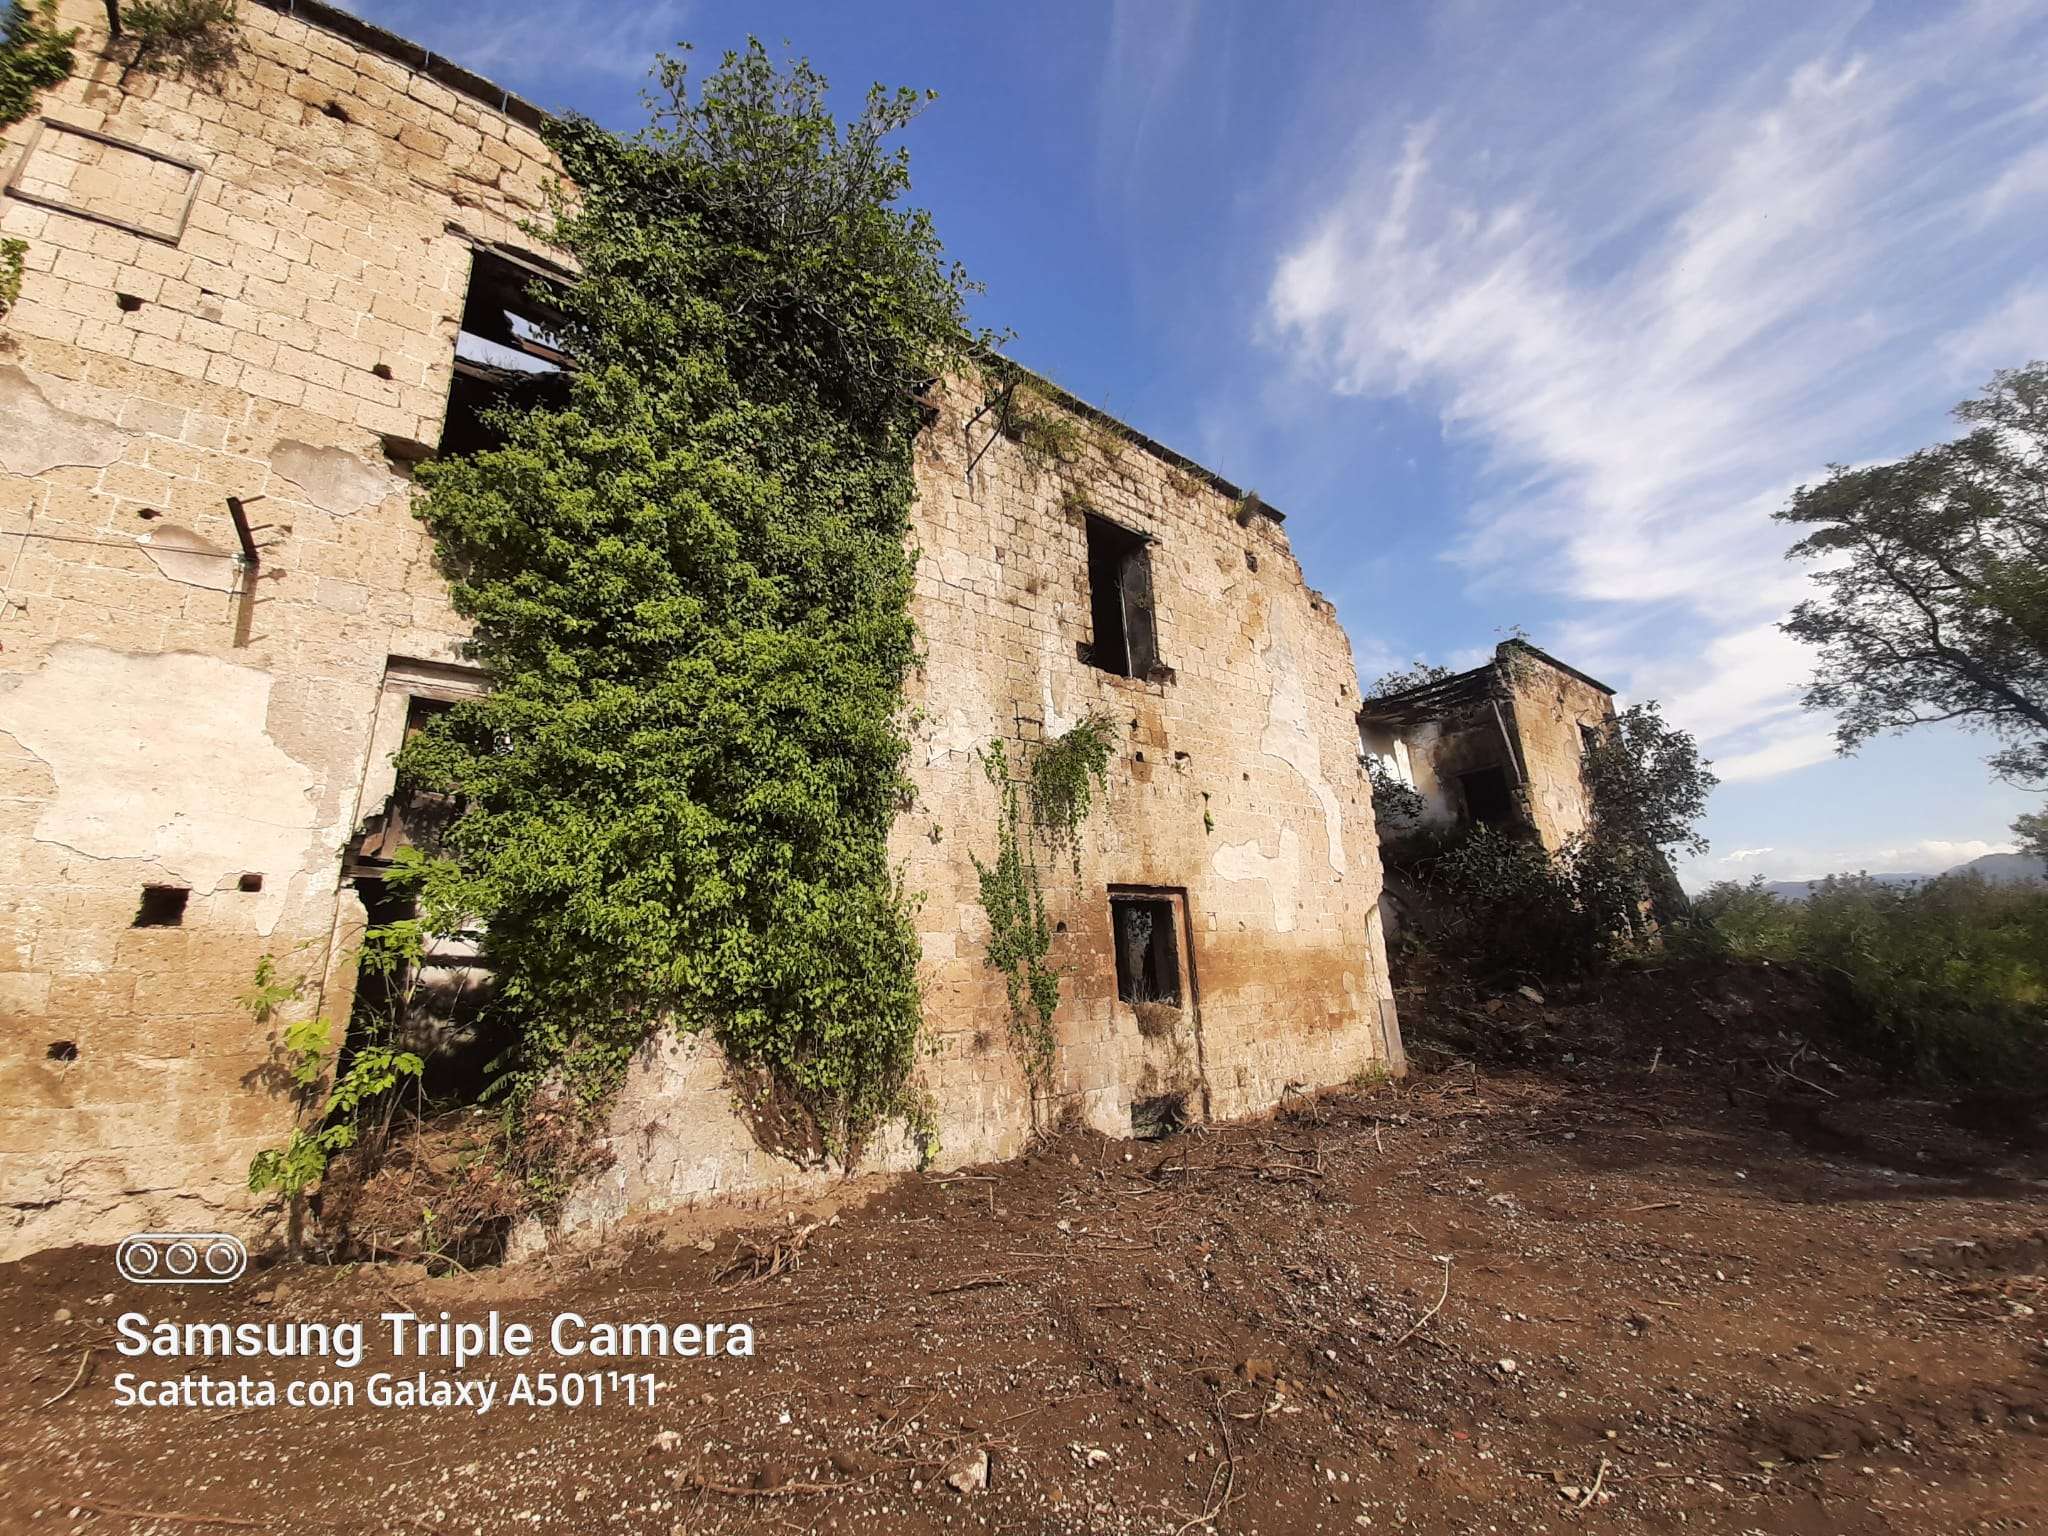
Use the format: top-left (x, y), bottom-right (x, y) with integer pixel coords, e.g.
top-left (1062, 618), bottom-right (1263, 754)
top-left (399, 44), bottom-right (979, 1162)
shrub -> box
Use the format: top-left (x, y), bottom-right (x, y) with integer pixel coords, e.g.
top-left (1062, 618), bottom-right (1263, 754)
top-left (1423, 826), bottom-right (1644, 981)
top-left (1694, 873), bottom-right (2048, 1081)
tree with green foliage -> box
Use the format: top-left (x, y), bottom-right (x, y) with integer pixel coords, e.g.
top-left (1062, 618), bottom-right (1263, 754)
top-left (1582, 702), bottom-right (1717, 859)
top-left (119, 0), bottom-right (239, 76)
top-left (398, 42), bottom-right (978, 1168)
top-left (1, 0), bottom-right (74, 128)
top-left (2015, 808), bottom-right (2047, 865)
top-left (1777, 362), bottom-right (2048, 857)
top-left (1368, 659), bottom-right (1456, 698)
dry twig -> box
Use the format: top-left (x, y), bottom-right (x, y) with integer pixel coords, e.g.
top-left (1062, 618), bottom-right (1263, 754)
top-left (39, 1346), bottom-right (91, 1408)
top-left (1392, 1256), bottom-right (1452, 1347)
top-left (71, 1504), bottom-right (263, 1528)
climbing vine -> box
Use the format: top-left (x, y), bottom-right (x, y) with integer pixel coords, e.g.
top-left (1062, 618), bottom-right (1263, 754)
top-left (398, 43), bottom-right (979, 1170)
top-left (0, 0), bottom-right (73, 128)
top-left (970, 715), bottom-right (1118, 1091)
top-left (0, 238), bottom-right (24, 316)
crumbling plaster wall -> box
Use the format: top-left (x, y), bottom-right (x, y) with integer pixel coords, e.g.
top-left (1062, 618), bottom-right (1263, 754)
top-left (1501, 660), bottom-right (1614, 851)
top-left (899, 380), bottom-right (1400, 1142)
top-left (0, 0), bottom-right (560, 1259)
top-left (1363, 710), bottom-right (1506, 832)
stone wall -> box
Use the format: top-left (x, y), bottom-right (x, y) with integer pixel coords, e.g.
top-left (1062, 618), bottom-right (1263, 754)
top-left (0, 3), bottom-right (1400, 1259)
top-left (1500, 652), bottom-right (1615, 851)
top-left (568, 380), bottom-right (1402, 1231)
top-left (0, 0), bottom-right (557, 1259)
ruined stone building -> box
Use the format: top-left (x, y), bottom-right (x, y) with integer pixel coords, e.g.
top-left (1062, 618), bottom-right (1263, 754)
top-left (1357, 641), bottom-right (1618, 852)
top-left (0, 1), bottom-right (1400, 1259)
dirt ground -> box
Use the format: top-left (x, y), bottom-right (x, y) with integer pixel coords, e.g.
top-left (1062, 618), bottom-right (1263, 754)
top-left (3, 959), bottom-right (2046, 1535)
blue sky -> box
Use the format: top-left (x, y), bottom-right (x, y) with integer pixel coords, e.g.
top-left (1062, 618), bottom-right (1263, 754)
top-left (342, 0), bottom-right (2048, 885)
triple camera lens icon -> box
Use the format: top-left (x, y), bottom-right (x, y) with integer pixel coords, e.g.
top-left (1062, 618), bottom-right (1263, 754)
top-left (116, 1231), bottom-right (247, 1285)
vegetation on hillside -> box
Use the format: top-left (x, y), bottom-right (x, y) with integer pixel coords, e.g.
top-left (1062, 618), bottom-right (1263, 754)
top-left (1692, 873), bottom-right (2048, 1083)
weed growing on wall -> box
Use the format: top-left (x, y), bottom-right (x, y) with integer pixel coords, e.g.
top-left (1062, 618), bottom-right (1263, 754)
top-left (0, 238), bottom-right (25, 315)
top-left (119, 0), bottom-right (239, 77)
top-left (400, 43), bottom-right (978, 1169)
top-left (971, 715), bottom-right (1118, 1095)
top-left (242, 932), bottom-right (429, 1260)
top-left (0, 0), bottom-right (73, 128)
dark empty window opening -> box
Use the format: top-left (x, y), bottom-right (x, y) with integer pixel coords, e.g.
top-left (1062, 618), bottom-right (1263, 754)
top-left (133, 885), bottom-right (189, 927)
top-left (115, 292), bottom-right (143, 313)
top-left (1112, 895), bottom-right (1181, 1006)
top-left (440, 246), bottom-right (573, 457)
top-left (404, 694), bottom-right (453, 740)
top-left (1084, 514), bottom-right (1159, 679)
top-left (237, 872), bottom-right (264, 892)
top-left (1580, 722), bottom-right (1602, 756)
top-left (1458, 765), bottom-right (1516, 827)
top-left (46, 1040), bottom-right (77, 1062)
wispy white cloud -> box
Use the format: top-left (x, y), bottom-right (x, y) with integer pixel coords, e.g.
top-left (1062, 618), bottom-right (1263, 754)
top-left (1266, 1), bottom-right (2048, 783)
top-left (1939, 280), bottom-right (2048, 381)
top-left (1096, 0), bottom-right (1201, 206)
top-left (335, 0), bottom-right (692, 87)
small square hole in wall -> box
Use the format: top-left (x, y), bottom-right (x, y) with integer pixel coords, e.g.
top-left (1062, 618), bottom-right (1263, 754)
top-left (237, 872), bottom-right (263, 892)
top-left (46, 1040), bottom-right (77, 1062)
top-left (133, 885), bottom-right (189, 927)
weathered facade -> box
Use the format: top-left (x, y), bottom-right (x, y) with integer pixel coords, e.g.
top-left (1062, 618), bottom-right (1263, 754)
top-left (0, 1), bottom-right (1399, 1260)
top-left (1358, 641), bottom-right (1617, 852)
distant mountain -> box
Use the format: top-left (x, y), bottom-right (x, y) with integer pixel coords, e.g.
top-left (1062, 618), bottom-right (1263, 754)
top-left (1760, 871), bottom-right (1929, 903)
top-left (1953, 851), bottom-right (2048, 885)
top-left (1759, 851), bottom-right (2044, 903)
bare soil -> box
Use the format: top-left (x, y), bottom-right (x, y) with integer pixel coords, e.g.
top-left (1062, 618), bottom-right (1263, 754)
top-left (4, 959), bottom-right (2046, 1535)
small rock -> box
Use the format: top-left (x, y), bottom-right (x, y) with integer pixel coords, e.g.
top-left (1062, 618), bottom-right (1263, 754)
top-left (503, 1217), bottom-right (548, 1265)
top-left (51, 1307), bottom-right (71, 1324)
top-left (943, 1449), bottom-right (989, 1494)
top-left (1497, 1358), bottom-right (1518, 1374)
top-left (1517, 985), bottom-right (1545, 1005)
top-left (695, 1237), bottom-right (716, 1253)
top-left (648, 1430), bottom-right (683, 1454)
top-left (1239, 1357), bottom-right (1278, 1387)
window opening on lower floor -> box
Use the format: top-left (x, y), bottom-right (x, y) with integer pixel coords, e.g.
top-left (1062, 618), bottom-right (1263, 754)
top-left (1112, 894), bottom-right (1181, 1006)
